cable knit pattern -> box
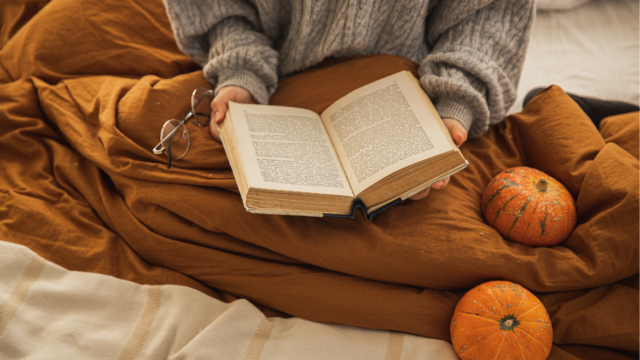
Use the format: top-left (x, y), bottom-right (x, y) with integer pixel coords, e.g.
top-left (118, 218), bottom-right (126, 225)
top-left (163, 0), bottom-right (534, 137)
top-left (205, 17), bottom-right (278, 105)
top-left (421, 0), bottom-right (535, 137)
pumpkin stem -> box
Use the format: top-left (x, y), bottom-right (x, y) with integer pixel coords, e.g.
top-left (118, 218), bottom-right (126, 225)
top-left (499, 315), bottom-right (520, 332)
top-left (535, 179), bottom-right (548, 192)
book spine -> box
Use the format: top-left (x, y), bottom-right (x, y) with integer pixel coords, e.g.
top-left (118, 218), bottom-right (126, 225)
top-left (323, 197), bottom-right (402, 221)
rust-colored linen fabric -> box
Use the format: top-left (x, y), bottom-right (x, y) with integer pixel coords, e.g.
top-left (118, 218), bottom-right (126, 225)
top-left (0, 0), bottom-right (638, 359)
top-left (0, 0), bottom-right (50, 49)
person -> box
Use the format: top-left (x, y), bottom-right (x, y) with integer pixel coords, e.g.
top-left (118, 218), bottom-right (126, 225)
top-left (163, 0), bottom-right (535, 200)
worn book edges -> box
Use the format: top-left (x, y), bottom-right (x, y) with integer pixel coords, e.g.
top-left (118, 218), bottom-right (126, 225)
top-left (217, 70), bottom-right (468, 220)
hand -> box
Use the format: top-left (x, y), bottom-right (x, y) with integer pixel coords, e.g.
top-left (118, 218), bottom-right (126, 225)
top-left (409, 118), bottom-right (467, 200)
top-left (209, 86), bottom-right (257, 142)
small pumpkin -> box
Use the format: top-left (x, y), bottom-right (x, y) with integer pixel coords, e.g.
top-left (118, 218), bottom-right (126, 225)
top-left (450, 281), bottom-right (553, 360)
top-left (482, 167), bottom-right (576, 247)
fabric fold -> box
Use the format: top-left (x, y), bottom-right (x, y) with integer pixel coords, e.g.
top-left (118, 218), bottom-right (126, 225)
top-left (0, 0), bottom-right (637, 358)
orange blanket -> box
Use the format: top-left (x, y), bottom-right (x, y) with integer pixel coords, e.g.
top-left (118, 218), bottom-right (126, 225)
top-left (1, 1), bottom-right (638, 359)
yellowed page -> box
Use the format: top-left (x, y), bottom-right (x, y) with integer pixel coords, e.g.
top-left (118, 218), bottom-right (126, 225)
top-left (228, 102), bottom-right (354, 197)
top-left (320, 71), bottom-right (454, 196)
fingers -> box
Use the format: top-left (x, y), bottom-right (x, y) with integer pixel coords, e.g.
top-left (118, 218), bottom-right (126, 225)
top-left (208, 96), bottom-right (227, 142)
top-left (432, 176), bottom-right (450, 190)
top-left (209, 86), bottom-right (256, 142)
top-left (210, 86), bottom-right (257, 126)
top-left (442, 118), bottom-right (468, 147)
top-left (211, 95), bottom-right (229, 125)
top-left (410, 176), bottom-right (451, 201)
top-left (409, 186), bottom-right (431, 201)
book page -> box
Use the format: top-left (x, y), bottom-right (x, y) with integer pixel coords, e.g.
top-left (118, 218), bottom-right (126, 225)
top-left (228, 102), bottom-right (354, 197)
top-left (320, 71), bottom-right (454, 195)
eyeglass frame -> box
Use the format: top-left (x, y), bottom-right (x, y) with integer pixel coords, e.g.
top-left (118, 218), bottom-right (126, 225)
top-left (152, 87), bottom-right (215, 168)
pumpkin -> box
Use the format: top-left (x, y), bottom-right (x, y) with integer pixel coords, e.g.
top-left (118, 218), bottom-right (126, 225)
top-left (482, 167), bottom-right (576, 247)
top-left (450, 281), bottom-right (553, 360)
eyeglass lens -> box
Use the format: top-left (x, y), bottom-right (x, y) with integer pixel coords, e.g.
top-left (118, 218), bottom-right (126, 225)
top-left (191, 87), bottom-right (214, 126)
top-left (160, 119), bottom-right (190, 160)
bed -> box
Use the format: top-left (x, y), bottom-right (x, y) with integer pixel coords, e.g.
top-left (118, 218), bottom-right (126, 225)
top-left (0, 1), bottom-right (638, 359)
top-left (510, 0), bottom-right (639, 114)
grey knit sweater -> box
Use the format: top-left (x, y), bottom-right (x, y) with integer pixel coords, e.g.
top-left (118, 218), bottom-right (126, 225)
top-left (163, 0), bottom-right (534, 138)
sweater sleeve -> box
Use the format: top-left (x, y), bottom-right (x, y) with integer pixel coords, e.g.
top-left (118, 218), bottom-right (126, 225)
top-left (162, 0), bottom-right (278, 104)
top-left (420, 0), bottom-right (534, 138)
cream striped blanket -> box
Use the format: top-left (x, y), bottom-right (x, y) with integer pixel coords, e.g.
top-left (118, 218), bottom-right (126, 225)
top-left (0, 240), bottom-right (457, 359)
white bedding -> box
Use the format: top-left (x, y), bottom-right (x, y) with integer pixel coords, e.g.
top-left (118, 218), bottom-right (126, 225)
top-left (509, 0), bottom-right (639, 114)
top-left (0, 240), bottom-right (458, 360)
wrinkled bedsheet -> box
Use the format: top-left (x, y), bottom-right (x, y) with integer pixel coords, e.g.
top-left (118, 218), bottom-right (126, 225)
top-left (0, 240), bottom-right (459, 359)
top-left (0, 1), bottom-right (638, 359)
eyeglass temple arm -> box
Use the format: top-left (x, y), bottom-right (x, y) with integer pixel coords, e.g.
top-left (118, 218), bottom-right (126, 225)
top-left (152, 111), bottom-right (194, 155)
top-left (167, 137), bottom-right (172, 169)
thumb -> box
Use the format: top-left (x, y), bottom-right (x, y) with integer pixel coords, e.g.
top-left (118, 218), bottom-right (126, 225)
top-left (443, 118), bottom-right (468, 147)
top-left (211, 94), bottom-right (231, 124)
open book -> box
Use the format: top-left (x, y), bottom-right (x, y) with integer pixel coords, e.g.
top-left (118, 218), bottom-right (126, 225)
top-left (217, 71), bottom-right (468, 220)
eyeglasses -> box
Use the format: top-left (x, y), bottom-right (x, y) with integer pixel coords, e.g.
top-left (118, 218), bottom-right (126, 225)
top-left (153, 87), bottom-right (214, 168)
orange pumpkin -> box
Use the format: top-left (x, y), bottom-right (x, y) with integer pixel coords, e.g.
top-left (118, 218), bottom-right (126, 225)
top-left (450, 281), bottom-right (553, 360)
top-left (482, 167), bottom-right (577, 247)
